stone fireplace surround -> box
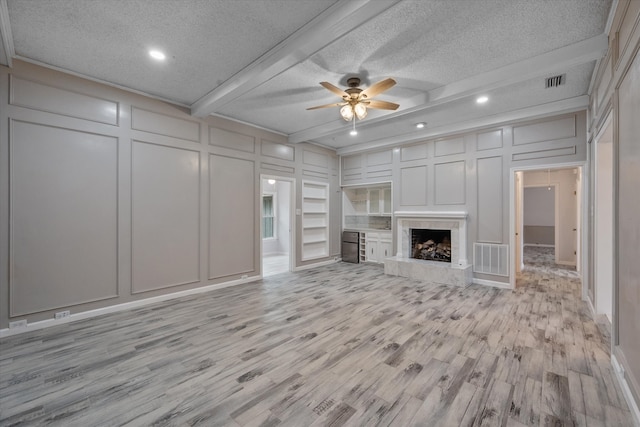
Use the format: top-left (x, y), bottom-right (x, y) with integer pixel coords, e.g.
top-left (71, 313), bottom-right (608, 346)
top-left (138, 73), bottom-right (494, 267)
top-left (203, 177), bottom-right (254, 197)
top-left (384, 211), bottom-right (473, 286)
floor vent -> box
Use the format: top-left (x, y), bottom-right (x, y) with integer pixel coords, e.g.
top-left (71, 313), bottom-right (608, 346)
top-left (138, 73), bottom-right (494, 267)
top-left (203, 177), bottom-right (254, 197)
top-left (545, 74), bottom-right (565, 88)
top-left (473, 243), bottom-right (509, 276)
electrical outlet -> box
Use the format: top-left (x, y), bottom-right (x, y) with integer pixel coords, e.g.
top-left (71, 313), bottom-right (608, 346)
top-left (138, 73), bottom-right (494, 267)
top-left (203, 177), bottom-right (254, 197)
top-left (54, 310), bottom-right (70, 320)
top-left (9, 319), bottom-right (27, 329)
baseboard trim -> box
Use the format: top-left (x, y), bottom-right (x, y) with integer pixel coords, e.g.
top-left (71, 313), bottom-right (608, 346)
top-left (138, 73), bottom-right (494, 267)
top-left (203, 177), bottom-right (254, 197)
top-left (0, 275), bottom-right (261, 338)
top-left (523, 243), bottom-right (555, 248)
top-left (293, 258), bottom-right (340, 272)
top-left (586, 295), bottom-right (596, 316)
top-left (611, 354), bottom-right (640, 427)
top-left (556, 260), bottom-right (577, 266)
top-left (472, 278), bottom-right (513, 289)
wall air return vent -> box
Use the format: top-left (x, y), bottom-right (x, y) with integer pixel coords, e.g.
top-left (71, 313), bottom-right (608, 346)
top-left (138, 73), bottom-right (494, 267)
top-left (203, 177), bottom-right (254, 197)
top-left (545, 74), bottom-right (565, 88)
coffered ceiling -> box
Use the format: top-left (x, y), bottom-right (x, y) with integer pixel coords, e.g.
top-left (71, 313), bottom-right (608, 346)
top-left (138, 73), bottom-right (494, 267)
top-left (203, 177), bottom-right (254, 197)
top-left (0, 0), bottom-right (612, 154)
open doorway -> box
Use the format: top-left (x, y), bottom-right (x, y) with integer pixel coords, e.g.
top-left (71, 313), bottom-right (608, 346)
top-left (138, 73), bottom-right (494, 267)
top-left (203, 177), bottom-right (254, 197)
top-left (511, 164), bottom-right (584, 289)
top-left (261, 175), bottom-right (294, 277)
top-left (522, 183), bottom-right (557, 269)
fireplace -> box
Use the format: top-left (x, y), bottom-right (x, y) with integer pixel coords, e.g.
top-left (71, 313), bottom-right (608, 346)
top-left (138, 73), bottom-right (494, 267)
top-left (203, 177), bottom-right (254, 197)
top-left (411, 229), bottom-right (451, 262)
top-left (384, 211), bottom-right (472, 286)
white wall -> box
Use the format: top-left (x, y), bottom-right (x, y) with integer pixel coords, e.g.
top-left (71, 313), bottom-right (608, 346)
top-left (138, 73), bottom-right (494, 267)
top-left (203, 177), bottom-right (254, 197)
top-left (523, 186), bottom-right (555, 246)
top-left (588, 1), bottom-right (640, 418)
top-left (0, 60), bottom-right (341, 328)
top-left (341, 111), bottom-right (588, 282)
top-left (523, 187), bottom-right (554, 226)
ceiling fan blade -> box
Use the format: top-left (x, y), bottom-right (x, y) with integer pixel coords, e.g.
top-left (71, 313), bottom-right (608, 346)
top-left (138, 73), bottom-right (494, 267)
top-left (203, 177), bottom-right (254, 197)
top-left (361, 78), bottom-right (396, 99)
top-left (319, 82), bottom-right (349, 98)
top-left (306, 102), bottom-right (346, 110)
top-left (366, 99), bottom-right (400, 110)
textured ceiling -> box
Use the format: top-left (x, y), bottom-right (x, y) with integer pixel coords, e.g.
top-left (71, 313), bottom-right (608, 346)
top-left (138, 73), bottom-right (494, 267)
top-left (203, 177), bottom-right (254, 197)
top-left (1, 0), bottom-right (612, 153)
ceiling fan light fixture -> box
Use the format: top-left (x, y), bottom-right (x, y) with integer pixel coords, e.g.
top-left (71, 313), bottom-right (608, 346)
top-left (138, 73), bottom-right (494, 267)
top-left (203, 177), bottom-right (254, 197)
top-left (354, 103), bottom-right (367, 120)
top-left (309, 77), bottom-right (399, 123)
top-left (340, 105), bottom-right (354, 121)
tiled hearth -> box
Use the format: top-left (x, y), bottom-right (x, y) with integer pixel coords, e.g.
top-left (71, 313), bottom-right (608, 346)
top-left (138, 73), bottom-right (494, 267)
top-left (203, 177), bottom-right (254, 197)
top-left (384, 211), bottom-right (473, 286)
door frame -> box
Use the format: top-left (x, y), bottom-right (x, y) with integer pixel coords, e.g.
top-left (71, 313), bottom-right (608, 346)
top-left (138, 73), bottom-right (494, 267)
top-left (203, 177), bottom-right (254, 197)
top-left (260, 174), bottom-right (296, 276)
top-left (509, 161), bottom-right (587, 296)
top-left (592, 112), bottom-right (614, 320)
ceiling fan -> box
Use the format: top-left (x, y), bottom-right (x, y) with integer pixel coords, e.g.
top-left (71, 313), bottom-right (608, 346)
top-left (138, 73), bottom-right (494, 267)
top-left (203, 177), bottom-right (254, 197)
top-left (307, 77), bottom-right (399, 121)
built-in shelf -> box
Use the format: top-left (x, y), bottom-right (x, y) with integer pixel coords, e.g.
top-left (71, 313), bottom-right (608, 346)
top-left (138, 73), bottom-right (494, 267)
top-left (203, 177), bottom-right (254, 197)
top-left (303, 238), bottom-right (327, 244)
top-left (301, 181), bottom-right (329, 261)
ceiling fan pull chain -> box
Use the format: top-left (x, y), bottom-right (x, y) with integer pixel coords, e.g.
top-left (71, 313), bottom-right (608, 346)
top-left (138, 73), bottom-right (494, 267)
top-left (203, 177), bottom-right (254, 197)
top-left (350, 116), bottom-right (358, 136)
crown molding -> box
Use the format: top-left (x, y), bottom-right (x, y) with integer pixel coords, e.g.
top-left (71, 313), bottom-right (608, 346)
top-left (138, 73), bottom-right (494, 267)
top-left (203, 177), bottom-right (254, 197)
top-left (336, 96), bottom-right (589, 156)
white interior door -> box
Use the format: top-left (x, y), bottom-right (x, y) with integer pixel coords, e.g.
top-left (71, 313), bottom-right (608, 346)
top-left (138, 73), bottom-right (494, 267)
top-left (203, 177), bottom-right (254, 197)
top-left (515, 171), bottom-right (523, 273)
top-left (595, 122), bottom-right (614, 322)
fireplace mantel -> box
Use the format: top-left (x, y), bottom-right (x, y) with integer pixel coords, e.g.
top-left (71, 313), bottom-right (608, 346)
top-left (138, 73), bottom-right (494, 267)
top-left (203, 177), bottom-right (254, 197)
top-left (385, 211), bottom-right (472, 286)
top-left (394, 211), bottom-right (468, 267)
top-left (394, 211), bottom-right (467, 220)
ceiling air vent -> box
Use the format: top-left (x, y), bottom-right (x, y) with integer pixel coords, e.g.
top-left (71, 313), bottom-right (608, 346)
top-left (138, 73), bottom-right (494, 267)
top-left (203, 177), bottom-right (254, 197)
top-left (545, 74), bottom-right (565, 88)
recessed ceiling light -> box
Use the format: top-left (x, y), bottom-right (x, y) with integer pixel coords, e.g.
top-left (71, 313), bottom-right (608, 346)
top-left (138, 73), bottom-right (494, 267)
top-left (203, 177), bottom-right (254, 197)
top-left (416, 122), bottom-right (426, 129)
top-left (476, 96), bottom-right (489, 104)
top-left (149, 50), bottom-right (166, 61)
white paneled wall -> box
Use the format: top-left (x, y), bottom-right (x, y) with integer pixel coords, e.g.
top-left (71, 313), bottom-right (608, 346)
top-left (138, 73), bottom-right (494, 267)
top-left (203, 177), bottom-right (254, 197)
top-left (588, 1), bottom-right (640, 419)
top-left (10, 121), bottom-right (119, 316)
top-left (209, 155), bottom-right (255, 279)
top-left (476, 156), bottom-right (503, 243)
top-left (131, 141), bottom-right (200, 292)
top-left (341, 111), bottom-right (588, 285)
top-left (0, 61), bottom-right (340, 328)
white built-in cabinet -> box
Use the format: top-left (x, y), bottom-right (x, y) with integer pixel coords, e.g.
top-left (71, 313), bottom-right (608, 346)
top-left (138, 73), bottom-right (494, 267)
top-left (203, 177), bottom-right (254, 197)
top-left (343, 185), bottom-right (391, 216)
top-left (343, 187), bottom-right (368, 215)
top-left (362, 231), bottom-right (392, 263)
top-left (301, 181), bottom-right (330, 261)
top-left (368, 187), bottom-right (392, 215)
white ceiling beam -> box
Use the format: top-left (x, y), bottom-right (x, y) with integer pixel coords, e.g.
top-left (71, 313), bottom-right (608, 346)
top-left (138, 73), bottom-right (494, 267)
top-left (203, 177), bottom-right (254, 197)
top-left (190, 0), bottom-right (401, 118)
top-left (0, 0), bottom-right (15, 67)
top-left (289, 34), bottom-right (608, 143)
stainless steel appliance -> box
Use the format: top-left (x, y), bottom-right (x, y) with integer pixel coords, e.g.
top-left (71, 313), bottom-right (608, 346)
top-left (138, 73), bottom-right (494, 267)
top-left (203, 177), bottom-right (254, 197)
top-left (342, 231), bottom-right (359, 263)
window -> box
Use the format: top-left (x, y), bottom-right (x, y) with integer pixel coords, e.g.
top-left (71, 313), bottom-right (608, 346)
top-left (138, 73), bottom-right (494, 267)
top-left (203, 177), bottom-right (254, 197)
top-left (262, 195), bottom-right (275, 238)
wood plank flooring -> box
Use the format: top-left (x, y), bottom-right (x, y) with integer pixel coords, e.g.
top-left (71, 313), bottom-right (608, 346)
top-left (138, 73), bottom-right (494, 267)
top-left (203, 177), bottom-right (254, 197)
top-left (0, 260), bottom-right (634, 426)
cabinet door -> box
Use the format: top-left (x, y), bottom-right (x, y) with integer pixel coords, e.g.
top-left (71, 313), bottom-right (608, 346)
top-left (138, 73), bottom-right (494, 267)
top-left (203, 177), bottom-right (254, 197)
top-left (368, 189), bottom-right (380, 214)
top-left (367, 240), bottom-right (379, 262)
top-left (382, 188), bottom-right (392, 214)
top-left (366, 233), bottom-right (379, 262)
top-left (379, 240), bottom-right (392, 260)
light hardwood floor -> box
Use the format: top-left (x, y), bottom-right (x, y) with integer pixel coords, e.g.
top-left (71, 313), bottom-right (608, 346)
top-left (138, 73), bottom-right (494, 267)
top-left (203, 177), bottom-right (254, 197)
top-left (262, 254), bottom-right (290, 277)
top-left (0, 261), bottom-right (633, 426)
